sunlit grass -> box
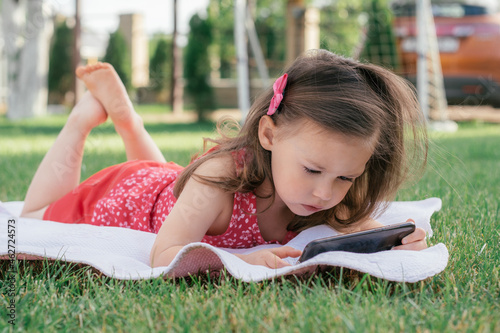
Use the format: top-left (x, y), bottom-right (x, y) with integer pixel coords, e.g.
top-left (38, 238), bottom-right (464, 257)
top-left (0, 111), bottom-right (499, 332)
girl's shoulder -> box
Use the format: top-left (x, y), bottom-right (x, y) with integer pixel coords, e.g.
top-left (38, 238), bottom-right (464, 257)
top-left (194, 151), bottom-right (238, 178)
top-left (183, 152), bottom-right (238, 236)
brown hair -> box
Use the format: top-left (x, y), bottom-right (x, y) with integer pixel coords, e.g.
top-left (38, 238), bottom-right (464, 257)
top-left (174, 50), bottom-right (427, 232)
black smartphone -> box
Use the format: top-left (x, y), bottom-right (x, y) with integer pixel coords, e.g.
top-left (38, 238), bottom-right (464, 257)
top-left (297, 221), bottom-right (415, 263)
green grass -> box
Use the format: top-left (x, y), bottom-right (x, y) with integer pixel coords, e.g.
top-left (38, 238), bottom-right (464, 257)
top-left (1, 111), bottom-right (499, 332)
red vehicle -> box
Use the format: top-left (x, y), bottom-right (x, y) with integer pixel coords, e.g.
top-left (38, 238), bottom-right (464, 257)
top-left (392, 0), bottom-right (500, 107)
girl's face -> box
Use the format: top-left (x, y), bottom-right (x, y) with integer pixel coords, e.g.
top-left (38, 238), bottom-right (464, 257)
top-left (259, 116), bottom-right (375, 216)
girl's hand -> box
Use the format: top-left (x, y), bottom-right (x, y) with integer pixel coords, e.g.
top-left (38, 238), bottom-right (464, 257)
top-left (236, 246), bottom-right (302, 268)
top-left (393, 227), bottom-right (428, 251)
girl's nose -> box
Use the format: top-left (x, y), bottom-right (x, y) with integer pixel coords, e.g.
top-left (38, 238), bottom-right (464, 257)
top-left (313, 182), bottom-right (333, 202)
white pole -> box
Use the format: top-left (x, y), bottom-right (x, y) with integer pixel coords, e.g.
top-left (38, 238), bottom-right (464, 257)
top-left (234, 0), bottom-right (250, 122)
top-left (416, 0), bottom-right (429, 121)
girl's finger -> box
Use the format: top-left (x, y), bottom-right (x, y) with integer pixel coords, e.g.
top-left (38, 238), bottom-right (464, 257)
top-left (402, 227), bottom-right (426, 245)
top-left (267, 255), bottom-right (291, 269)
top-left (270, 246), bottom-right (302, 258)
top-left (393, 239), bottom-right (427, 251)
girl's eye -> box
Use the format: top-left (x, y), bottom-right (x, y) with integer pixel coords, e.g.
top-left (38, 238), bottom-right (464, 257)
top-left (304, 167), bottom-right (321, 174)
top-left (338, 176), bottom-right (354, 183)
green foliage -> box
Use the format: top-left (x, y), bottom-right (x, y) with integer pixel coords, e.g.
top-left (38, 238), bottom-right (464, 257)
top-left (149, 38), bottom-right (172, 92)
top-left (184, 14), bottom-right (215, 121)
top-left (207, 0), bottom-right (370, 78)
top-left (208, 0), bottom-right (287, 78)
top-left (103, 30), bottom-right (131, 90)
top-left (205, 0), bottom-right (402, 79)
top-left (47, 21), bottom-right (73, 98)
top-left (318, 0), bottom-right (365, 57)
top-left (253, 1), bottom-right (287, 76)
top-left (359, 0), bottom-right (399, 69)
top-left (208, 0), bottom-right (236, 78)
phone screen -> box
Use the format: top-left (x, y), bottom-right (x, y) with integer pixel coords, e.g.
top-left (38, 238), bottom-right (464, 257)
top-left (297, 222), bottom-right (415, 263)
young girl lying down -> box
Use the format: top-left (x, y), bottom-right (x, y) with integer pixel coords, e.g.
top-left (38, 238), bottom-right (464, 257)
top-left (21, 50), bottom-right (428, 268)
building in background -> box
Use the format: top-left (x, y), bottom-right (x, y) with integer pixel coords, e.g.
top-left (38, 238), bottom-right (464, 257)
top-left (119, 13), bottom-right (149, 88)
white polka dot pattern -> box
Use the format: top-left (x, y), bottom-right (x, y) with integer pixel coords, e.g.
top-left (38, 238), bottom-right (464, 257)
top-left (90, 165), bottom-right (297, 248)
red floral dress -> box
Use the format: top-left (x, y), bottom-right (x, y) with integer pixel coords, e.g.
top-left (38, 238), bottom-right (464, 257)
top-left (44, 159), bottom-right (297, 248)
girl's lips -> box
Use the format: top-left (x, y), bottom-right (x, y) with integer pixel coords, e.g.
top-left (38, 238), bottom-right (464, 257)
top-left (302, 204), bottom-right (322, 213)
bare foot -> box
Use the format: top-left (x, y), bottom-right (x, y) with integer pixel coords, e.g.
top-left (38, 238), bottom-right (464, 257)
top-left (67, 91), bottom-right (107, 133)
top-left (76, 62), bottom-right (140, 131)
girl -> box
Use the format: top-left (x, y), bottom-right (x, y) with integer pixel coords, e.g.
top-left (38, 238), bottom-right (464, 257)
top-left (21, 50), bottom-right (428, 269)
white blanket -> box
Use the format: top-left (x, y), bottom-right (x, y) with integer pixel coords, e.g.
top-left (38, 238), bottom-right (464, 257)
top-left (0, 198), bottom-right (448, 283)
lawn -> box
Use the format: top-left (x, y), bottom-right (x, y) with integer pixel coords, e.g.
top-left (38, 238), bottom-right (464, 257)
top-left (0, 108), bottom-right (499, 332)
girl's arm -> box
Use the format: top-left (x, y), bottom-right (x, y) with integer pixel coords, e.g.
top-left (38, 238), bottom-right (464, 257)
top-left (150, 156), bottom-right (234, 268)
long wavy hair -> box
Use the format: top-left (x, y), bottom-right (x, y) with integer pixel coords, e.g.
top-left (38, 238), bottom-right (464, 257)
top-left (174, 50), bottom-right (427, 232)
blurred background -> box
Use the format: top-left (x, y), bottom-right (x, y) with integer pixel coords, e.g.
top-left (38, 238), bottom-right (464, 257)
top-left (1, 0), bottom-right (499, 121)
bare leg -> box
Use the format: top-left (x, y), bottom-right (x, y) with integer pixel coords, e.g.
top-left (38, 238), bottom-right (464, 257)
top-left (76, 62), bottom-right (166, 163)
top-left (21, 92), bottom-right (107, 219)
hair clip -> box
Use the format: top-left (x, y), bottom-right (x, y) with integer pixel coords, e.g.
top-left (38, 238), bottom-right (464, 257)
top-left (267, 73), bottom-right (288, 116)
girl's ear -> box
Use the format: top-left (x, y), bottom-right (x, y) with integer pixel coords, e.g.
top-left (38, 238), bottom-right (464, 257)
top-left (258, 115), bottom-right (276, 151)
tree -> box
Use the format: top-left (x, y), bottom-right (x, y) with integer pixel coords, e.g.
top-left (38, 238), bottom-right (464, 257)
top-left (184, 14), bottom-right (214, 121)
top-left (316, 0), bottom-right (365, 57)
top-left (48, 20), bottom-right (73, 103)
top-left (206, 0), bottom-right (379, 77)
top-left (208, 0), bottom-right (287, 78)
top-left (359, 0), bottom-right (399, 69)
top-left (1, 0), bottom-right (53, 119)
top-left (253, 0), bottom-right (287, 75)
top-left (149, 38), bottom-right (172, 92)
top-left (103, 30), bottom-right (131, 90)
